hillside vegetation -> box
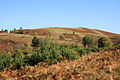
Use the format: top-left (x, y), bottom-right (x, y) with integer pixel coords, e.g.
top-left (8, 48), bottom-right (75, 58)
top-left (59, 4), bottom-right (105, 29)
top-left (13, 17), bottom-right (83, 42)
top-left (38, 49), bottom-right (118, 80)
top-left (0, 49), bottom-right (120, 80)
top-left (0, 27), bottom-right (120, 80)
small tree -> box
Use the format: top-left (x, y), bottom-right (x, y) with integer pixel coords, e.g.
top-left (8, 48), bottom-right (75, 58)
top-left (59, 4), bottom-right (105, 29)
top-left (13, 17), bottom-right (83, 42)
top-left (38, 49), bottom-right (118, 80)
top-left (32, 36), bottom-right (40, 47)
top-left (73, 32), bottom-right (75, 35)
top-left (98, 37), bottom-right (113, 48)
top-left (10, 30), bottom-right (12, 33)
top-left (4, 29), bottom-right (8, 32)
top-left (59, 35), bottom-right (64, 40)
top-left (20, 30), bottom-right (24, 34)
top-left (14, 28), bottom-right (16, 31)
top-left (82, 35), bottom-right (94, 48)
top-left (13, 49), bottom-right (25, 69)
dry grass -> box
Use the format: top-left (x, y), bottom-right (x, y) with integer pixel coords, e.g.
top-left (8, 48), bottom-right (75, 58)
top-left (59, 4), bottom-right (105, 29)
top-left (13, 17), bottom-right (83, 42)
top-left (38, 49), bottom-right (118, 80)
top-left (0, 49), bottom-right (120, 80)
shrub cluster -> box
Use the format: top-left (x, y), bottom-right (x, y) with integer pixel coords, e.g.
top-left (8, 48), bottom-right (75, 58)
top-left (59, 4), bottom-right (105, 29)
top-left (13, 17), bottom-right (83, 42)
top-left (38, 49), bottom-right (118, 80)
top-left (0, 35), bottom-right (114, 70)
top-left (30, 38), bottom-right (79, 65)
top-left (83, 35), bottom-right (113, 49)
top-left (0, 49), bottom-right (28, 70)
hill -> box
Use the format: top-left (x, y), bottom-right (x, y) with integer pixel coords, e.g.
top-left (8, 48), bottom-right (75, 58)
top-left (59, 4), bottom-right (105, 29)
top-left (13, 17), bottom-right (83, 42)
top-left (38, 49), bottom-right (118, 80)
top-left (0, 27), bottom-right (119, 53)
top-left (22, 27), bottom-right (119, 37)
top-left (14, 27), bottom-right (120, 43)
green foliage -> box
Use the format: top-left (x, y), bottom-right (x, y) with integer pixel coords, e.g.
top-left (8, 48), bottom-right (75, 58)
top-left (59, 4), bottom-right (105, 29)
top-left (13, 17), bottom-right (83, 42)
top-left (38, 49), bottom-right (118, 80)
top-left (14, 28), bottom-right (16, 31)
top-left (73, 32), bottom-right (75, 35)
top-left (82, 35), bottom-right (94, 47)
top-left (13, 49), bottom-right (25, 69)
top-left (31, 40), bottom-right (61, 65)
top-left (61, 48), bottom-right (79, 60)
top-left (32, 36), bottom-right (40, 47)
top-left (98, 37), bottom-right (113, 48)
top-left (89, 45), bottom-right (101, 52)
top-left (31, 38), bottom-right (79, 65)
top-left (76, 48), bottom-right (89, 56)
top-left (59, 35), bottom-right (64, 40)
top-left (34, 32), bottom-right (38, 36)
top-left (4, 29), bottom-right (8, 32)
top-left (0, 53), bottom-right (13, 70)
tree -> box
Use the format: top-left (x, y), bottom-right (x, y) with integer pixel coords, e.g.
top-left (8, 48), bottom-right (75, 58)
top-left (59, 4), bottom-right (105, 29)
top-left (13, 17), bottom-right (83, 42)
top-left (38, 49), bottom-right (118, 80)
top-left (4, 29), bottom-right (8, 32)
top-left (82, 35), bottom-right (94, 48)
top-left (13, 49), bottom-right (25, 69)
top-left (14, 28), bottom-right (16, 31)
top-left (98, 37), bottom-right (113, 48)
top-left (73, 32), bottom-right (75, 35)
top-left (32, 36), bottom-right (40, 47)
top-left (20, 30), bottom-right (24, 34)
top-left (59, 35), bottom-right (64, 40)
top-left (20, 27), bottom-right (22, 30)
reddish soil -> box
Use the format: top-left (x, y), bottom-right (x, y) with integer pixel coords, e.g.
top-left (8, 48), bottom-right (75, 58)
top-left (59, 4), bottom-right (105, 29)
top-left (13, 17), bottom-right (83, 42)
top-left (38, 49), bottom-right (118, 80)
top-left (63, 33), bottom-right (81, 41)
top-left (59, 27), bottom-right (99, 35)
top-left (95, 29), bottom-right (118, 36)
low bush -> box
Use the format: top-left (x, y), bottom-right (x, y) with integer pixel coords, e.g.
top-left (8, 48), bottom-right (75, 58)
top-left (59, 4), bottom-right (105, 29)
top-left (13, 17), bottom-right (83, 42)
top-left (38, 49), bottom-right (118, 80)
top-left (59, 35), bottom-right (64, 40)
top-left (31, 38), bottom-right (80, 65)
top-left (13, 49), bottom-right (26, 69)
top-left (89, 45), bottom-right (101, 52)
top-left (60, 48), bottom-right (80, 60)
top-left (98, 37), bottom-right (113, 48)
top-left (0, 53), bottom-right (13, 70)
top-left (32, 36), bottom-right (40, 47)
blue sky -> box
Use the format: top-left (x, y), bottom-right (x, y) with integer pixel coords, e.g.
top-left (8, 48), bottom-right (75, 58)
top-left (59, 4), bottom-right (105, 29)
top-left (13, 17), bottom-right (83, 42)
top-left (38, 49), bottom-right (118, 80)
top-left (0, 0), bottom-right (120, 34)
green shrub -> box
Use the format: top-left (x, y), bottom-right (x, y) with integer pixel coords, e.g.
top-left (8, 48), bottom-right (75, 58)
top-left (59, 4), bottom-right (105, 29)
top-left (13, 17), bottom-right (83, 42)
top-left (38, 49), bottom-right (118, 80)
top-left (59, 35), bottom-right (64, 40)
top-left (31, 38), bottom-right (80, 65)
top-left (73, 32), bottom-right (75, 35)
top-left (61, 48), bottom-right (79, 60)
top-left (13, 49), bottom-right (25, 69)
top-left (76, 48), bottom-right (88, 56)
top-left (31, 39), bottom-right (61, 65)
top-left (0, 53), bottom-right (13, 70)
top-left (98, 37), bottom-right (113, 48)
top-left (89, 45), bottom-right (101, 52)
top-left (67, 43), bottom-right (79, 49)
top-left (82, 35), bottom-right (94, 48)
top-left (30, 51), bottom-right (43, 65)
top-left (32, 36), bottom-right (40, 47)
